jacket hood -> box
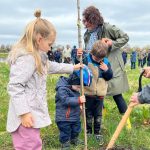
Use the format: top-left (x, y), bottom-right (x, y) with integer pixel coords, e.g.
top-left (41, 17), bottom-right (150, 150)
top-left (55, 76), bottom-right (70, 91)
top-left (7, 47), bottom-right (48, 66)
top-left (7, 48), bottom-right (29, 65)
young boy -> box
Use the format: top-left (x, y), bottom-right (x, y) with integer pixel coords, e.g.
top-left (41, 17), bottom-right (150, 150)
top-left (77, 40), bottom-right (113, 142)
top-left (55, 66), bottom-right (92, 150)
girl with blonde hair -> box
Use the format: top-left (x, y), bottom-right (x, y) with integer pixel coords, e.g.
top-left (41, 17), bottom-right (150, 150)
top-left (7, 10), bottom-right (82, 150)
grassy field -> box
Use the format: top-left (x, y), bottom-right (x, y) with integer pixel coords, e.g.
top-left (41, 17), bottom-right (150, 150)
top-left (0, 62), bottom-right (150, 150)
top-left (0, 53), bottom-right (8, 58)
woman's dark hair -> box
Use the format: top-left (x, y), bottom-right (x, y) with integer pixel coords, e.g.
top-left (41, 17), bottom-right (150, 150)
top-left (82, 6), bottom-right (104, 26)
top-left (90, 40), bottom-right (108, 58)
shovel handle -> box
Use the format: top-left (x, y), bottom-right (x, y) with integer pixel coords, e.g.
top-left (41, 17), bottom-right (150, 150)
top-left (106, 70), bottom-right (145, 150)
top-left (106, 103), bottom-right (134, 150)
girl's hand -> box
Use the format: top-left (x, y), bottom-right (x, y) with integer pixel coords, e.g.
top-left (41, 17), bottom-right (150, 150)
top-left (100, 62), bottom-right (108, 71)
top-left (77, 48), bottom-right (83, 56)
top-left (20, 113), bottom-right (34, 128)
top-left (73, 63), bottom-right (83, 70)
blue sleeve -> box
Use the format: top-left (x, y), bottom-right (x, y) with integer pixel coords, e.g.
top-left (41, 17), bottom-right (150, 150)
top-left (57, 87), bottom-right (79, 107)
top-left (102, 62), bottom-right (113, 81)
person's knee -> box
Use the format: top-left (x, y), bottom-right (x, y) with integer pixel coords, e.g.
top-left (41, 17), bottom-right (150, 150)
top-left (94, 116), bottom-right (101, 124)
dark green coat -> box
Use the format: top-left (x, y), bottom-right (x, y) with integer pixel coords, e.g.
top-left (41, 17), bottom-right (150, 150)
top-left (84, 23), bottom-right (129, 96)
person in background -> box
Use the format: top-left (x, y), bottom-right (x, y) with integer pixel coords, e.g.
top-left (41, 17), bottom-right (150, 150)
top-left (63, 44), bottom-right (71, 63)
top-left (80, 5), bottom-right (131, 129)
top-left (7, 10), bottom-right (82, 150)
top-left (147, 49), bottom-right (150, 66)
top-left (142, 50), bottom-right (147, 67)
top-left (47, 49), bottom-right (54, 61)
top-left (122, 51), bottom-right (128, 65)
top-left (54, 47), bottom-right (62, 63)
top-left (55, 66), bottom-right (92, 150)
top-left (71, 45), bottom-right (77, 64)
top-left (130, 51), bottom-right (137, 69)
top-left (138, 49), bottom-right (144, 68)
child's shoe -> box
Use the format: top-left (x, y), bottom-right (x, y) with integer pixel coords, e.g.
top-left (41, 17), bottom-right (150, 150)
top-left (94, 134), bottom-right (104, 145)
top-left (87, 133), bottom-right (92, 138)
top-left (70, 138), bottom-right (84, 146)
top-left (61, 141), bottom-right (70, 150)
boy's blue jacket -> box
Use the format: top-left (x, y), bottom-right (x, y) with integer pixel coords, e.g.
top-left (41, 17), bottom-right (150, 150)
top-left (86, 54), bottom-right (113, 80)
top-left (75, 54), bottom-right (113, 96)
top-left (55, 76), bottom-right (80, 122)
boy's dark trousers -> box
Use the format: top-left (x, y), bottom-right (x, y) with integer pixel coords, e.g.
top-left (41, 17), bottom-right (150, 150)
top-left (57, 121), bottom-right (81, 144)
top-left (85, 96), bottom-right (103, 135)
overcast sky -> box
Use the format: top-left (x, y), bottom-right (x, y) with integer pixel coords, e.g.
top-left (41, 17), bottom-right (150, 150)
top-left (0, 0), bottom-right (150, 48)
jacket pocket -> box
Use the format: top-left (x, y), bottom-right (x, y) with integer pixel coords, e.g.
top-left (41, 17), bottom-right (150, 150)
top-left (97, 78), bottom-right (108, 96)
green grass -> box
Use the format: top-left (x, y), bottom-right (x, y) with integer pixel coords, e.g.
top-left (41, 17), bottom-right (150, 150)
top-left (0, 53), bottom-right (8, 58)
top-left (0, 62), bottom-right (150, 150)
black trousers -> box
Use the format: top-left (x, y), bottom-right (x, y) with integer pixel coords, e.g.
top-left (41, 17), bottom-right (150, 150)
top-left (113, 94), bottom-right (127, 114)
top-left (85, 96), bottom-right (103, 135)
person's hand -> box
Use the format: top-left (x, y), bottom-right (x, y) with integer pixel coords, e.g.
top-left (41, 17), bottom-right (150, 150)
top-left (73, 63), bottom-right (83, 70)
top-left (20, 113), bottom-right (34, 128)
top-left (143, 67), bottom-right (150, 78)
top-left (130, 93), bottom-right (140, 107)
top-left (101, 38), bottom-right (112, 47)
top-left (79, 95), bottom-right (86, 110)
top-left (77, 48), bottom-right (83, 56)
top-left (100, 62), bottom-right (108, 71)
top-left (79, 95), bottom-right (86, 103)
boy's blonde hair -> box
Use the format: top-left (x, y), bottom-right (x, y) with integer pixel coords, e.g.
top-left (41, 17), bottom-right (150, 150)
top-left (90, 40), bottom-right (108, 59)
top-left (8, 10), bottom-right (56, 74)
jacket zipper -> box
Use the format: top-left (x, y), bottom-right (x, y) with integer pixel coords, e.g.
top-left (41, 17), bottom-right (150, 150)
top-left (66, 105), bottom-right (71, 119)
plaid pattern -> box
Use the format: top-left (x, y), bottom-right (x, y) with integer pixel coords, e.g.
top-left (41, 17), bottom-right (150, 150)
top-left (86, 28), bottom-right (99, 51)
